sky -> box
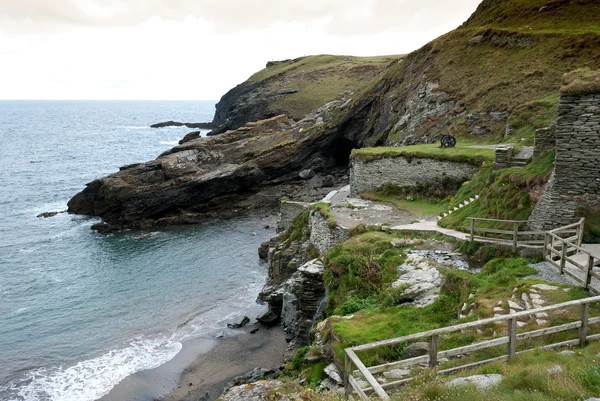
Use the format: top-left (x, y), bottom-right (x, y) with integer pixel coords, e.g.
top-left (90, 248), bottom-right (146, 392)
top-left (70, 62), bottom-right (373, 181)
top-left (0, 0), bottom-right (483, 100)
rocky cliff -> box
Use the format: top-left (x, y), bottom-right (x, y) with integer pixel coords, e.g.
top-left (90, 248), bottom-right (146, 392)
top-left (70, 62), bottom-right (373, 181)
top-left (68, 0), bottom-right (600, 230)
top-left (211, 55), bottom-right (399, 133)
top-left (68, 109), bottom-right (347, 232)
top-left (335, 0), bottom-right (600, 147)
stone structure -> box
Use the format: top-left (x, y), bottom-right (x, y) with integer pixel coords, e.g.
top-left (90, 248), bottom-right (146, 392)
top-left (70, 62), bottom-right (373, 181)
top-left (533, 123), bottom-right (556, 158)
top-left (349, 156), bottom-right (480, 196)
top-left (493, 145), bottom-right (514, 170)
top-left (529, 93), bottom-right (600, 230)
top-left (309, 211), bottom-right (350, 255)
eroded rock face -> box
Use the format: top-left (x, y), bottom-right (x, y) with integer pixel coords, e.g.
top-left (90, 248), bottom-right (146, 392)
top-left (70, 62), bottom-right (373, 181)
top-left (280, 260), bottom-right (326, 344)
top-left (67, 114), bottom-right (340, 231)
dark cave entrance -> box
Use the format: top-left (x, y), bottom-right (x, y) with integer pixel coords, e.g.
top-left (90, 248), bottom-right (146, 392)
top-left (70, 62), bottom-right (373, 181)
top-left (328, 136), bottom-right (355, 167)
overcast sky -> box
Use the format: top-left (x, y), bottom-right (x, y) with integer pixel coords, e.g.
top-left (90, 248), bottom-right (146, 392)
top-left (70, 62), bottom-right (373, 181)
top-left (0, 0), bottom-right (482, 100)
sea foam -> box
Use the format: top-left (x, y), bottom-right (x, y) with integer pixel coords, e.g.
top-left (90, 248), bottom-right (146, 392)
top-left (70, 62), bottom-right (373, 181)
top-left (2, 338), bottom-right (181, 401)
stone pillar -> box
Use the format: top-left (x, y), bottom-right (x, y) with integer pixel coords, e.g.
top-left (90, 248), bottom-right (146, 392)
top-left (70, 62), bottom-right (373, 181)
top-left (493, 145), bottom-right (514, 170)
top-left (529, 92), bottom-right (600, 230)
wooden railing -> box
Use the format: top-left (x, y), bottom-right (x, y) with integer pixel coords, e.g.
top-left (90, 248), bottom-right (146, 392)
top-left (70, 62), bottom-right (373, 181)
top-left (467, 218), bottom-right (545, 251)
top-left (467, 217), bottom-right (584, 252)
top-left (344, 295), bottom-right (600, 400)
top-left (544, 219), bottom-right (600, 292)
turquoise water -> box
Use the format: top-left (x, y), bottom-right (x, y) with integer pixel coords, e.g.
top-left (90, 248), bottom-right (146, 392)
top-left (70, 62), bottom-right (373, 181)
top-left (0, 101), bottom-right (274, 401)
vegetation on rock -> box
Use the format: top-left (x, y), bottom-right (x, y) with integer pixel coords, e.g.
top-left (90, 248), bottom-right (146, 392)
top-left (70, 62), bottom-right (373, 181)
top-left (439, 150), bottom-right (555, 231)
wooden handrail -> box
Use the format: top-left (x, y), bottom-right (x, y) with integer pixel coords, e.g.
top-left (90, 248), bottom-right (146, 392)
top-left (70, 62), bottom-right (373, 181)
top-left (344, 295), bottom-right (600, 399)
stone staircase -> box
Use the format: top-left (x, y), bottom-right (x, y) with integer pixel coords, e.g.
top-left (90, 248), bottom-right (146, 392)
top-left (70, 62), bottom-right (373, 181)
top-left (437, 195), bottom-right (480, 221)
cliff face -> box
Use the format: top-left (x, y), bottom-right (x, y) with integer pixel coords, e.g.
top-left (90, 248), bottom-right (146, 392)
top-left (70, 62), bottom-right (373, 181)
top-left (68, 0), bottom-right (600, 230)
top-left (211, 55), bottom-right (399, 133)
top-left (336, 0), bottom-right (600, 147)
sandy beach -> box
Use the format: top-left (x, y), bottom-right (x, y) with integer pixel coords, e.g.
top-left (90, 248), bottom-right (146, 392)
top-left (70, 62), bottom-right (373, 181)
top-left (100, 322), bottom-right (287, 401)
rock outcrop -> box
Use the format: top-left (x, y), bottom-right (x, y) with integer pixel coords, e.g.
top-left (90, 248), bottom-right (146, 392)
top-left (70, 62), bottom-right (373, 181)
top-left (280, 259), bottom-right (326, 344)
top-left (68, 112), bottom-right (346, 232)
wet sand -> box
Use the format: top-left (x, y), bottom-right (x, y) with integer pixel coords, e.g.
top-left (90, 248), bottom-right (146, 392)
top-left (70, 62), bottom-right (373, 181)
top-left (100, 323), bottom-right (287, 401)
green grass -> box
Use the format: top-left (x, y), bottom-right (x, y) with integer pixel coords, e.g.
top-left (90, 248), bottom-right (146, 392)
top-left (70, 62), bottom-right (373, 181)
top-left (391, 343), bottom-right (600, 401)
top-left (245, 54), bottom-right (400, 120)
top-left (360, 190), bottom-right (449, 217)
top-left (504, 94), bottom-right (559, 145)
top-left (311, 202), bottom-right (337, 229)
top-left (325, 255), bottom-right (571, 366)
top-left (439, 150), bottom-right (555, 232)
top-left (351, 142), bottom-right (495, 165)
top-left (323, 232), bottom-right (407, 316)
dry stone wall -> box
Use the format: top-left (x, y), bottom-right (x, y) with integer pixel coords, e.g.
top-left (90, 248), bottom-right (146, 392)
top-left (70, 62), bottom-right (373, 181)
top-left (533, 123), bottom-right (556, 158)
top-left (529, 93), bottom-right (600, 230)
top-left (309, 211), bottom-right (350, 255)
top-left (350, 156), bottom-right (480, 196)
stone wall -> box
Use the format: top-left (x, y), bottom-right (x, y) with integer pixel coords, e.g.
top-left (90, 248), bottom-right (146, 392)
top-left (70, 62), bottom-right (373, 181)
top-left (529, 93), bottom-right (600, 230)
top-left (309, 211), bottom-right (350, 255)
top-left (350, 156), bottom-right (480, 196)
top-left (533, 123), bottom-right (556, 158)
top-left (492, 145), bottom-right (514, 170)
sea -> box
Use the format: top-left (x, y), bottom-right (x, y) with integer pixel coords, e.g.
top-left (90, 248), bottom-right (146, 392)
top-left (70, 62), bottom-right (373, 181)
top-left (0, 101), bottom-right (275, 401)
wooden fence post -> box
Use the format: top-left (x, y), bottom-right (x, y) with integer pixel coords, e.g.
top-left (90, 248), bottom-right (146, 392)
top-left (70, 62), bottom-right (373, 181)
top-left (470, 219), bottom-right (475, 242)
top-left (585, 255), bottom-right (594, 289)
top-left (344, 350), bottom-right (351, 399)
top-left (508, 318), bottom-right (517, 361)
top-left (579, 303), bottom-right (590, 346)
top-left (429, 335), bottom-right (439, 368)
top-left (543, 234), bottom-right (549, 260)
top-left (560, 241), bottom-right (567, 274)
top-left (513, 222), bottom-right (518, 253)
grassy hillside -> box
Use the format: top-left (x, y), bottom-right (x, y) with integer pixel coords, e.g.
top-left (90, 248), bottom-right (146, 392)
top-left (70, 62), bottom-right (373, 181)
top-left (338, 0), bottom-right (600, 147)
top-left (248, 55), bottom-right (399, 119)
top-left (213, 54), bottom-right (400, 131)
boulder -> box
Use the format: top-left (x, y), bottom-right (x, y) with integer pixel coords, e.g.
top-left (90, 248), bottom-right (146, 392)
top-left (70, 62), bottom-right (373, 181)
top-left (446, 374), bottom-right (504, 390)
top-left (324, 363), bottom-right (343, 385)
top-left (299, 169), bottom-right (315, 179)
top-left (402, 342), bottom-right (429, 359)
top-left (229, 367), bottom-right (278, 387)
top-left (383, 368), bottom-right (411, 380)
top-left (179, 131), bottom-right (201, 144)
top-left (257, 310), bottom-right (280, 326)
top-left (258, 240), bottom-right (270, 260)
top-left (227, 316), bottom-right (250, 329)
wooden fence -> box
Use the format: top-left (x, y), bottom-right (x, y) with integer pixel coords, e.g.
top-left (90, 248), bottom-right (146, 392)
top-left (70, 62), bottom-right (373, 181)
top-left (467, 217), bottom-right (584, 252)
top-left (544, 219), bottom-right (600, 292)
top-left (344, 295), bottom-right (600, 400)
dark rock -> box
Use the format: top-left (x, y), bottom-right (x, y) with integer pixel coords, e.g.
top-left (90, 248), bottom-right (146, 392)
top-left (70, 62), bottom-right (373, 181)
top-left (229, 367), bottom-right (278, 388)
top-left (227, 316), bottom-right (250, 329)
top-left (179, 131), bottom-right (201, 145)
top-left (308, 175), bottom-right (323, 188)
top-left (258, 240), bottom-right (270, 260)
top-left (37, 210), bottom-right (66, 218)
top-left (67, 114), bottom-right (335, 232)
top-left (402, 342), bottom-right (429, 359)
top-left (257, 310), bottom-right (280, 326)
top-left (150, 121), bottom-right (217, 129)
top-left (322, 176), bottom-right (334, 187)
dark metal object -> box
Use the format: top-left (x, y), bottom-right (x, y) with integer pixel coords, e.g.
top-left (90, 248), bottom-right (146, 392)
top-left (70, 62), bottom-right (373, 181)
top-left (440, 135), bottom-right (457, 148)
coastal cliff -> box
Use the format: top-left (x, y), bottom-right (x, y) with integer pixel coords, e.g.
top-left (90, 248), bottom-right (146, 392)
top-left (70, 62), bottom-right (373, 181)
top-left (211, 55), bottom-right (398, 133)
top-left (68, 0), bottom-right (600, 231)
